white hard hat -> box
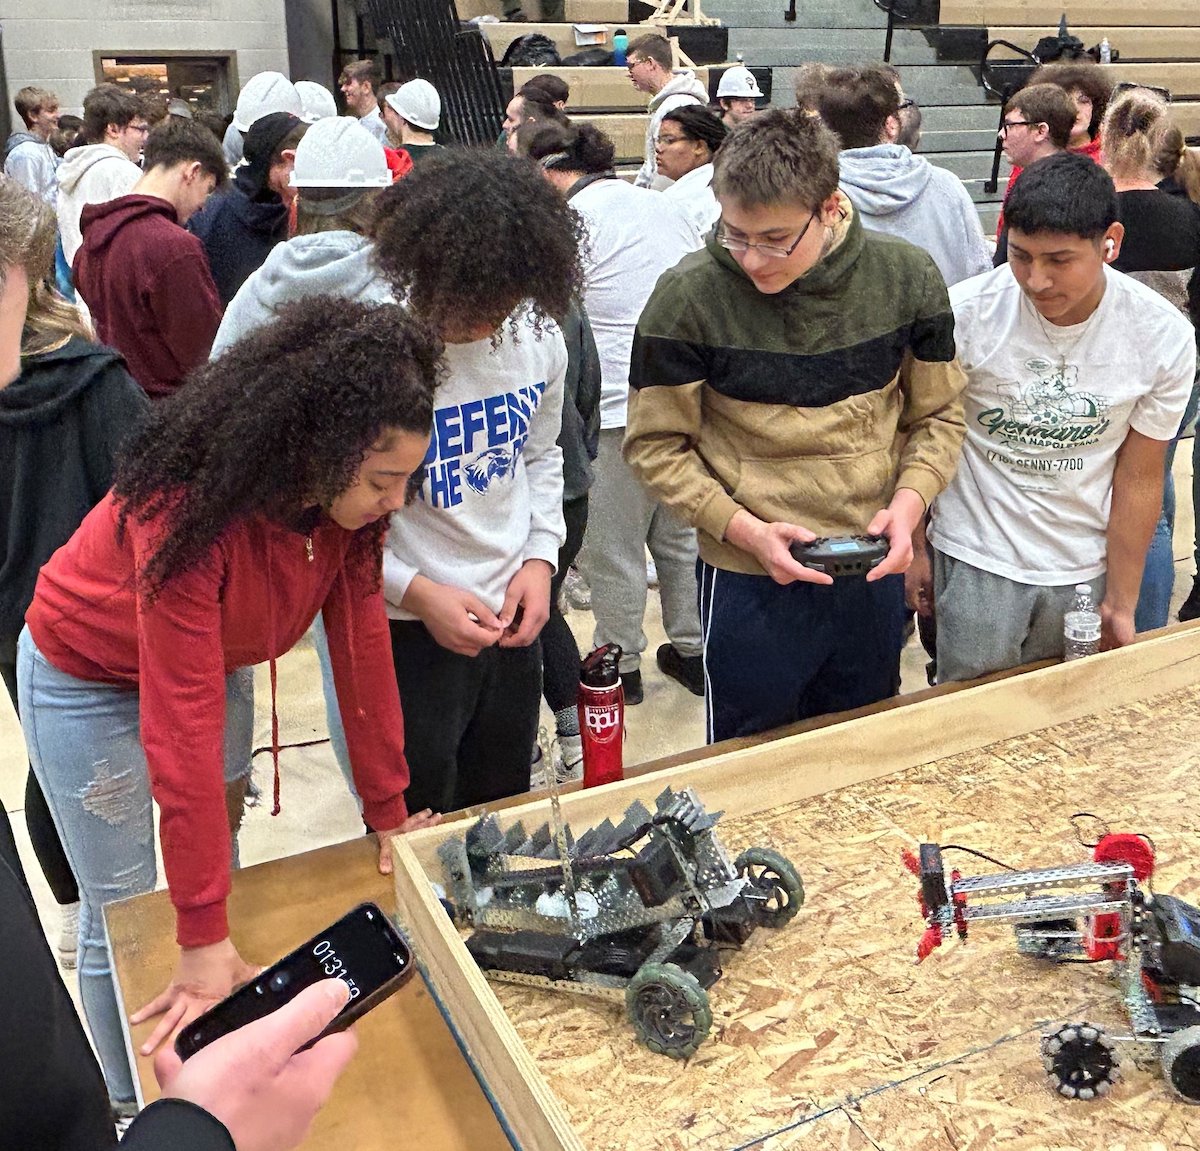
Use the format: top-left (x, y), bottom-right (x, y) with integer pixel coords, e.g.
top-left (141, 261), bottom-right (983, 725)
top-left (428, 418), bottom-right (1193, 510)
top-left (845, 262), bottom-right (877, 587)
top-left (295, 80), bottom-right (338, 123)
top-left (717, 66), bottom-right (762, 100)
top-left (384, 79), bottom-right (441, 131)
top-left (290, 116), bottom-right (391, 187)
top-left (233, 72), bottom-right (303, 133)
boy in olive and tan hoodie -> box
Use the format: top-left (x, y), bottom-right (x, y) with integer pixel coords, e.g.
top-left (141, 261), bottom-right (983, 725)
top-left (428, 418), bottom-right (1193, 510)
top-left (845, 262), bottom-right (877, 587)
top-left (625, 108), bottom-right (967, 742)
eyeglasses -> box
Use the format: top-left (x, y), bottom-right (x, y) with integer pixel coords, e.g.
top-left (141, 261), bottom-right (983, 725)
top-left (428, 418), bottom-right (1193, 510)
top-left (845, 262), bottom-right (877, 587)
top-left (656, 134), bottom-right (689, 147)
top-left (999, 119), bottom-right (1037, 136)
top-left (1111, 80), bottom-right (1173, 104)
top-left (128, 122), bottom-right (151, 135)
top-left (898, 97), bottom-right (916, 110)
top-left (626, 57), bottom-right (650, 71)
top-left (716, 210), bottom-right (817, 259)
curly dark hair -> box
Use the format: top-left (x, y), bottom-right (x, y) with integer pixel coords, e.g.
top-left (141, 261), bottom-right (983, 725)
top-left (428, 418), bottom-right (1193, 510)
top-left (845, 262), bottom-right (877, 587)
top-left (113, 295), bottom-right (443, 597)
top-left (1028, 60), bottom-right (1112, 141)
top-left (371, 148), bottom-right (586, 337)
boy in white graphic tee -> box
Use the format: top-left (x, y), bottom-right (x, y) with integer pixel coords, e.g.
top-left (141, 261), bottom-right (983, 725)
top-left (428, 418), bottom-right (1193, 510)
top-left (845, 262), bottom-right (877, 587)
top-left (917, 154), bottom-right (1195, 680)
top-left (371, 151), bottom-right (584, 812)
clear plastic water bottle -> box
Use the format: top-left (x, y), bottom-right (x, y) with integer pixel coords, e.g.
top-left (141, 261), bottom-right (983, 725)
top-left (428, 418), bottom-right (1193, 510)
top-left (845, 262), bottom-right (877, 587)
top-left (1070, 583), bottom-right (1094, 615)
top-left (1064, 584), bottom-right (1101, 661)
top-left (1100, 37), bottom-right (1112, 65)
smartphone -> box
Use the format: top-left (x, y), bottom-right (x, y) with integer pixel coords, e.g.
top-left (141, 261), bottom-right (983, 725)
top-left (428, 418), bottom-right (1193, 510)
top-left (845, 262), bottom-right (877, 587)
top-left (174, 902), bottom-right (414, 1061)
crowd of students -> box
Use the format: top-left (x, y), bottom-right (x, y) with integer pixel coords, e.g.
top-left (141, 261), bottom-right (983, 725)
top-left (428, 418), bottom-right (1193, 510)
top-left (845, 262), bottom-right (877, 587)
top-left (2, 38), bottom-right (1199, 1148)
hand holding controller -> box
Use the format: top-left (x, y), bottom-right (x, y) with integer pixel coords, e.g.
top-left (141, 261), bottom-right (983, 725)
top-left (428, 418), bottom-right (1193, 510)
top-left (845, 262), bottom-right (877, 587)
top-left (788, 535), bottom-right (889, 578)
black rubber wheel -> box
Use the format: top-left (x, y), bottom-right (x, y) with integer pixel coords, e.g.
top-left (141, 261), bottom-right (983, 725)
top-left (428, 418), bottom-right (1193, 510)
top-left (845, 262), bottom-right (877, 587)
top-left (625, 962), bottom-right (712, 1059)
top-left (1040, 1022), bottom-right (1119, 1101)
top-left (735, 847), bottom-right (805, 928)
top-left (1162, 1025), bottom-right (1200, 1103)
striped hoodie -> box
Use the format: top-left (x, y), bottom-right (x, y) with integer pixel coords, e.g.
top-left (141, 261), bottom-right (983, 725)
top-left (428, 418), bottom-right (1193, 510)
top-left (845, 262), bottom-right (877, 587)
top-left (624, 195), bottom-right (967, 576)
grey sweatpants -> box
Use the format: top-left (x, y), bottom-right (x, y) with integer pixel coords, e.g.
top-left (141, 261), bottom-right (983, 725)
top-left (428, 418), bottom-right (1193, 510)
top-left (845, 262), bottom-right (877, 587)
top-left (579, 428), bottom-right (702, 673)
top-left (933, 549), bottom-right (1106, 683)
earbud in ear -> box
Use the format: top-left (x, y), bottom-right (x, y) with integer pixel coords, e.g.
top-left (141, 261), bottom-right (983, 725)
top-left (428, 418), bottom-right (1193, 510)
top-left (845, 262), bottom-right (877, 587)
top-left (1105, 239), bottom-right (1115, 258)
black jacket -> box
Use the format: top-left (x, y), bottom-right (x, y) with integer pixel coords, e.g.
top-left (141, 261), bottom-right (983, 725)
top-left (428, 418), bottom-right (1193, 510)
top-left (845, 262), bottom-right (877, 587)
top-left (0, 336), bottom-right (148, 639)
top-left (559, 303), bottom-right (601, 503)
top-left (188, 167), bottom-right (290, 306)
top-left (0, 845), bottom-right (234, 1150)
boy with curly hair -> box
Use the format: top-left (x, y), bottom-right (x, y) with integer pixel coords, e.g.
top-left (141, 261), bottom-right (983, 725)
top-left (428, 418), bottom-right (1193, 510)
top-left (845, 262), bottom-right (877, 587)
top-left (372, 150), bottom-right (585, 812)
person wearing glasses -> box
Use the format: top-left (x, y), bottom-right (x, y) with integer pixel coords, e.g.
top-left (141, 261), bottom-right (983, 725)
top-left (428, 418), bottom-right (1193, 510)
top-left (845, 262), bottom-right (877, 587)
top-left (812, 64), bottom-right (990, 288)
top-left (993, 83), bottom-right (1076, 264)
top-left (995, 63), bottom-right (1112, 250)
top-left (57, 85), bottom-right (148, 268)
top-left (625, 33), bottom-right (708, 190)
top-left (625, 109), bottom-right (966, 741)
top-left (520, 119), bottom-right (706, 704)
top-left (656, 106), bottom-right (727, 233)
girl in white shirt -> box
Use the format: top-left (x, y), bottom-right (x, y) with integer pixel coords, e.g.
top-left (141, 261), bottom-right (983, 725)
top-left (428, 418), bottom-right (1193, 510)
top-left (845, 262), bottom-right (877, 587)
top-left (657, 105), bottom-right (728, 235)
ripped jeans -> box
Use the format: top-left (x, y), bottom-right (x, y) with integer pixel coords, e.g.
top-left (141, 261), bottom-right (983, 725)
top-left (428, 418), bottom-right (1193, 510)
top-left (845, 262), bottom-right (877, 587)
top-left (16, 628), bottom-right (253, 1105)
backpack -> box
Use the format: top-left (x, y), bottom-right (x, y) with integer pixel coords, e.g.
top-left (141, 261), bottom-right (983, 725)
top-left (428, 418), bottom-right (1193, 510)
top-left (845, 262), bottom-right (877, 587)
top-left (500, 34), bottom-right (562, 67)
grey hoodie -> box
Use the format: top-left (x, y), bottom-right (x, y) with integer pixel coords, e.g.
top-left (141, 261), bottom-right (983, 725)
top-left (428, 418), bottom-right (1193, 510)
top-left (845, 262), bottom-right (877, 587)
top-left (212, 231), bottom-right (393, 357)
top-left (837, 143), bottom-right (992, 288)
top-left (636, 70), bottom-right (709, 189)
top-left (4, 131), bottom-right (58, 203)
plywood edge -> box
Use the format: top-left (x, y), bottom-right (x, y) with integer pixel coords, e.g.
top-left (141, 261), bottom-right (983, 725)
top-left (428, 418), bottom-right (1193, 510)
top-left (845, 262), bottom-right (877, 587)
top-left (404, 624), bottom-right (1200, 876)
top-left (391, 838), bottom-right (586, 1151)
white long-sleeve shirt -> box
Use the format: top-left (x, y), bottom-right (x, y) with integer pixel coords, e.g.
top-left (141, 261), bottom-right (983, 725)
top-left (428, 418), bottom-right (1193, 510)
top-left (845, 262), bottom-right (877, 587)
top-left (383, 310), bottom-right (567, 619)
top-left (571, 178), bottom-right (701, 429)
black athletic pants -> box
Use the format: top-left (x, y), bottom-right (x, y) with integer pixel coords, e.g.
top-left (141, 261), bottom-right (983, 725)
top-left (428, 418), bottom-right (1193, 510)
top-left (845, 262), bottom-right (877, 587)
top-left (0, 634), bottom-right (79, 906)
top-left (541, 495), bottom-right (588, 716)
top-left (389, 620), bottom-right (542, 814)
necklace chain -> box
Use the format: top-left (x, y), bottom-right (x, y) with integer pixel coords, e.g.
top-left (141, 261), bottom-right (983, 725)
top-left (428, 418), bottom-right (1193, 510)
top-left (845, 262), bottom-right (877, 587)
top-left (1025, 293), bottom-right (1100, 370)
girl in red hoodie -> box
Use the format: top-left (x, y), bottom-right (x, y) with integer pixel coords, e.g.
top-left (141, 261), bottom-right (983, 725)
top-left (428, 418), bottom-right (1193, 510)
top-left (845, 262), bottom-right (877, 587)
top-left (18, 295), bottom-right (441, 1111)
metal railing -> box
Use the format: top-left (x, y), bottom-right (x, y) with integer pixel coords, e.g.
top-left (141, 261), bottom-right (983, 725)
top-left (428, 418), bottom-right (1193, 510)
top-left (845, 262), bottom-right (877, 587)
top-left (362, 0), bottom-right (505, 146)
top-left (873, 0), bottom-right (922, 63)
top-left (979, 37), bottom-right (1039, 193)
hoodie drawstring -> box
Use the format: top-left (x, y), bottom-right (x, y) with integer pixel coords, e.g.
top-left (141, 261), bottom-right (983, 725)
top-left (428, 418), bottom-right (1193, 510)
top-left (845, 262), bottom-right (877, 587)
top-left (265, 539), bottom-right (282, 816)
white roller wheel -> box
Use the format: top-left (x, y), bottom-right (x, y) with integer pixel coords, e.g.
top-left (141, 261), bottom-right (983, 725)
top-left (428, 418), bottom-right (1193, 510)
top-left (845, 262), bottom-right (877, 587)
top-left (1040, 1022), bottom-right (1119, 1101)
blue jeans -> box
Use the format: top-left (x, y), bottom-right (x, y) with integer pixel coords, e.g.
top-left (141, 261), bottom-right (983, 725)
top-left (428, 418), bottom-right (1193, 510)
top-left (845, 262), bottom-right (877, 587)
top-left (1136, 376), bottom-right (1200, 631)
top-left (310, 611), bottom-right (359, 811)
top-left (17, 629), bottom-right (253, 1104)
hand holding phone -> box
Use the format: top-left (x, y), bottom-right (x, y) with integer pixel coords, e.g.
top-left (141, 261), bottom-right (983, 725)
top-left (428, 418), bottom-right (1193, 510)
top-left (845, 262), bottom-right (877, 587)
top-left (156, 979), bottom-right (357, 1151)
top-left (174, 903), bottom-right (414, 1062)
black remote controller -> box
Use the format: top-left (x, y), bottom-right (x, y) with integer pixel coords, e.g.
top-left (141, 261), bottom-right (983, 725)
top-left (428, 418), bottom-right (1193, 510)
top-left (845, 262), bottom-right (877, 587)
top-left (788, 534), bottom-right (889, 578)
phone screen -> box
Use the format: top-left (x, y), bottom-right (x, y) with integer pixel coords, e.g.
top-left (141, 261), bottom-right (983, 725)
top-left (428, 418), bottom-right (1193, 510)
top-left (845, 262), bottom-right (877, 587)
top-left (175, 902), bottom-right (413, 1061)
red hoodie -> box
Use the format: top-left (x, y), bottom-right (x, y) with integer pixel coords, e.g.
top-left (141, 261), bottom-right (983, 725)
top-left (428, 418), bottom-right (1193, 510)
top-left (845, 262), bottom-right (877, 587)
top-left (26, 493), bottom-right (409, 948)
top-left (73, 195), bottom-right (222, 399)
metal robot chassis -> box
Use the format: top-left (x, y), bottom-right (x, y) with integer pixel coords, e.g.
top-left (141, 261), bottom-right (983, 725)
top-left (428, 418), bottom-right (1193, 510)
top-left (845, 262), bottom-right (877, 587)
top-left (439, 786), bottom-right (803, 1058)
top-left (906, 836), bottom-right (1200, 1103)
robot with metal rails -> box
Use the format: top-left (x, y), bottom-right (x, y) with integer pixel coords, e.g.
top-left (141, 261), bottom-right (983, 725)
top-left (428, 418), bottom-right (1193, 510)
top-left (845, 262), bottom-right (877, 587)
top-left (904, 833), bottom-right (1200, 1102)
top-left (438, 786), bottom-right (803, 1058)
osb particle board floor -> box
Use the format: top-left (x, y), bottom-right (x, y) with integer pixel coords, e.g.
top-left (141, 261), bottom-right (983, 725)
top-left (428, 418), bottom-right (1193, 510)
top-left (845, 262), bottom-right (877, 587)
top-left (488, 684), bottom-right (1200, 1151)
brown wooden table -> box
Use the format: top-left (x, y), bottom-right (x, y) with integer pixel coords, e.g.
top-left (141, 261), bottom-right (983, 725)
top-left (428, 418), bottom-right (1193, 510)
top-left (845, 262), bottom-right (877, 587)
top-left (106, 836), bottom-right (513, 1151)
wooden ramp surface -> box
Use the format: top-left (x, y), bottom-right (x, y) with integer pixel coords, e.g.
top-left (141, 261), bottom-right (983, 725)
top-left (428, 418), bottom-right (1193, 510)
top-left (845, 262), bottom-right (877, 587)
top-left (107, 837), bottom-right (512, 1151)
top-left (395, 625), bottom-right (1200, 1151)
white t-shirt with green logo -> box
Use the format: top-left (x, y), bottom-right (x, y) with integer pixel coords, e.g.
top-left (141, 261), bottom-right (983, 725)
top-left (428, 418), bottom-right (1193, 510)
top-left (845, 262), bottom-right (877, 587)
top-left (929, 263), bottom-right (1195, 586)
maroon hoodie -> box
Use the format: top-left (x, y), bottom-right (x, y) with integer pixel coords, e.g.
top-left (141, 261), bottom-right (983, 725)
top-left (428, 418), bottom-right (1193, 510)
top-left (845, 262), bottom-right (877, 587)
top-left (74, 195), bottom-right (222, 398)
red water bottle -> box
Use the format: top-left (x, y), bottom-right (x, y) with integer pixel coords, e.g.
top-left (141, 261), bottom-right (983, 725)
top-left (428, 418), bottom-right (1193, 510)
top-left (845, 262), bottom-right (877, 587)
top-left (578, 644), bottom-right (624, 787)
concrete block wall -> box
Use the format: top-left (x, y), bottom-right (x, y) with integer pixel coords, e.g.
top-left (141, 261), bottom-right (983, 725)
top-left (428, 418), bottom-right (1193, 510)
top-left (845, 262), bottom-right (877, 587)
top-left (1, 0), bottom-right (290, 113)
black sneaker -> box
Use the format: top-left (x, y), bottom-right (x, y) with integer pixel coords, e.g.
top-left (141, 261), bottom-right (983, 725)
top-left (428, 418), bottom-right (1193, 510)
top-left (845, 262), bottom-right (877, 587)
top-left (656, 643), bottom-right (705, 696)
top-left (1180, 576), bottom-right (1200, 623)
top-left (621, 669), bottom-right (644, 706)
